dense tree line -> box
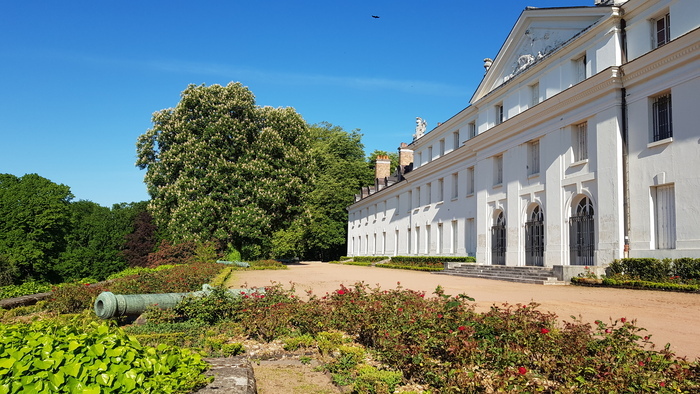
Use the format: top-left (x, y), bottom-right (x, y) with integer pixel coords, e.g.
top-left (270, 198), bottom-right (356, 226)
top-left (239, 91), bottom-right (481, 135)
top-left (1, 83), bottom-right (387, 285)
top-left (137, 83), bottom-right (378, 261)
top-left (0, 173), bottom-right (154, 285)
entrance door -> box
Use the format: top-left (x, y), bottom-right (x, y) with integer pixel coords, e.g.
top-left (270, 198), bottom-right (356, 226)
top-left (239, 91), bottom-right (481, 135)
top-left (491, 211), bottom-right (506, 265)
top-left (525, 206), bottom-right (544, 266)
top-left (570, 197), bottom-right (594, 266)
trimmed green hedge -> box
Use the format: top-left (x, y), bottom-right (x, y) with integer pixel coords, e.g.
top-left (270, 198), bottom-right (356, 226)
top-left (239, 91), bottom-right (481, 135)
top-left (602, 277), bottom-right (700, 293)
top-left (343, 261), bottom-right (373, 267)
top-left (389, 256), bottom-right (475, 268)
top-left (376, 264), bottom-right (444, 272)
top-left (608, 258), bottom-right (700, 281)
top-left (352, 256), bottom-right (390, 263)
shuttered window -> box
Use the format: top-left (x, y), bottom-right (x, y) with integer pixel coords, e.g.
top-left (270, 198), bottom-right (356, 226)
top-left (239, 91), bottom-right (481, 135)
top-left (655, 185), bottom-right (676, 249)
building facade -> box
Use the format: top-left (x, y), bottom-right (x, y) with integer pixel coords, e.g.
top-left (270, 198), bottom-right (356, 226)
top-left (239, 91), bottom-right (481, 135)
top-left (347, 0), bottom-right (700, 267)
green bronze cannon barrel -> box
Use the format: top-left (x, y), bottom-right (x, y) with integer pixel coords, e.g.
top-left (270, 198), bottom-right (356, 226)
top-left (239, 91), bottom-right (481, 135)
top-left (94, 284), bottom-right (260, 319)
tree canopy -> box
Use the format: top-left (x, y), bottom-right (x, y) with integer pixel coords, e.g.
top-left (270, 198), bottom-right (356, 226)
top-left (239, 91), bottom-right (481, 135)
top-left (136, 83), bottom-right (312, 259)
top-left (271, 122), bottom-right (371, 260)
top-left (0, 173), bottom-right (73, 283)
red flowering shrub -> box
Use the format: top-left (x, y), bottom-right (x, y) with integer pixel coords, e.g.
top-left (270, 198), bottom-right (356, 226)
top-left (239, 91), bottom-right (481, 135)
top-left (220, 282), bottom-right (700, 392)
top-left (50, 282), bottom-right (108, 313)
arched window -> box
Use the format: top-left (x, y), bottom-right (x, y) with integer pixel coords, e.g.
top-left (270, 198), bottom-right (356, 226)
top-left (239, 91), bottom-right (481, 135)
top-left (491, 211), bottom-right (506, 265)
top-left (525, 205), bottom-right (544, 266)
top-left (570, 197), bottom-right (594, 265)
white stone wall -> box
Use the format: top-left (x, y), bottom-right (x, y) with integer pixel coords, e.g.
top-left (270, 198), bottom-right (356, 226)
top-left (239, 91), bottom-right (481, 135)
top-left (348, 0), bottom-right (700, 263)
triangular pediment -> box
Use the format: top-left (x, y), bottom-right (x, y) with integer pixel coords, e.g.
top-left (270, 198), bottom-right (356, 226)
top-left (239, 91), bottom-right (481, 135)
top-left (471, 6), bottom-right (611, 103)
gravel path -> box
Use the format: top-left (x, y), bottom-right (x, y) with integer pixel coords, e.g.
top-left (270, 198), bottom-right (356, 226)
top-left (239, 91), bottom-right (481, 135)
top-left (228, 262), bottom-right (700, 360)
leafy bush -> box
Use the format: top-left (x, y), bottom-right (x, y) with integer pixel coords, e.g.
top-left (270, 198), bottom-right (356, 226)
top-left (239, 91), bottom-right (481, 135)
top-left (108, 262), bottom-right (222, 295)
top-left (602, 278), bottom-right (700, 292)
top-left (608, 258), bottom-right (700, 284)
top-left (671, 257), bottom-right (700, 280)
top-left (249, 260), bottom-right (287, 269)
top-left (106, 265), bottom-right (176, 281)
top-left (173, 287), bottom-right (241, 325)
top-left (0, 319), bottom-right (210, 393)
top-left (50, 262), bottom-right (224, 314)
top-left (376, 264), bottom-right (444, 272)
top-left (608, 258), bottom-right (671, 281)
top-left (352, 256), bottom-right (389, 263)
top-left (215, 282), bottom-right (699, 392)
top-left (146, 240), bottom-right (201, 267)
top-left (0, 281), bottom-right (51, 299)
top-left (354, 365), bottom-right (403, 394)
top-left (389, 256), bottom-right (475, 268)
top-left (282, 334), bottom-right (316, 351)
top-left (50, 282), bottom-right (109, 314)
top-left (343, 261), bottom-right (373, 267)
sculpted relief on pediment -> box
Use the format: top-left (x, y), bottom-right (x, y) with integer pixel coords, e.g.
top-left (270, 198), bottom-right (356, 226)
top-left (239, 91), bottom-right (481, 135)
top-left (503, 28), bottom-right (575, 82)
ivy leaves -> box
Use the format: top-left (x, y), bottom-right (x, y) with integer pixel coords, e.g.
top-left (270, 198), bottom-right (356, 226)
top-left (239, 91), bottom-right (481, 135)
top-left (0, 320), bottom-right (209, 393)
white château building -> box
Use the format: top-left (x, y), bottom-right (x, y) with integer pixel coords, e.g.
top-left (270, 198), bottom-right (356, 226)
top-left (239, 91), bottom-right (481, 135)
top-left (347, 0), bottom-right (700, 269)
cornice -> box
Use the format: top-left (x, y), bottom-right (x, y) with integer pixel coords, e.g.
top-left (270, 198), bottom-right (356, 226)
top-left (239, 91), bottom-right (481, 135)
top-left (622, 28), bottom-right (700, 86)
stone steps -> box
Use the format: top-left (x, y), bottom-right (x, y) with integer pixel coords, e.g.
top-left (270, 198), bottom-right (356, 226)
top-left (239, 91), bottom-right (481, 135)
top-left (435, 264), bottom-right (567, 285)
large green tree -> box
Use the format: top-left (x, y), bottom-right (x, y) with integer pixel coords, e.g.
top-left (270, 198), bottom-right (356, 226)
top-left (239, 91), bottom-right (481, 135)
top-left (0, 173), bottom-right (73, 283)
top-left (136, 83), bottom-right (311, 259)
top-left (55, 201), bottom-right (147, 281)
top-left (271, 122), bottom-right (371, 260)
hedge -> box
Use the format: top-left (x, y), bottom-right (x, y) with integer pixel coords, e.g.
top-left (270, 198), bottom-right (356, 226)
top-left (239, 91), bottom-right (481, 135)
top-left (352, 256), bottom-right (390, 263)
top-left (608, 258), bottom-right (700, 281)
top-left (390, 256), bottom-right (475, 266)
top-left (601, 277), bottom-right (700, 293)
top-left (375, 264), bottom-right (444, 272)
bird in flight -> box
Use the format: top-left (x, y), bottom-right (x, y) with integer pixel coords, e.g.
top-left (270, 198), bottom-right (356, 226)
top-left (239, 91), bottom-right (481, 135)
top-left (372, 15), bottom-right (380, 19)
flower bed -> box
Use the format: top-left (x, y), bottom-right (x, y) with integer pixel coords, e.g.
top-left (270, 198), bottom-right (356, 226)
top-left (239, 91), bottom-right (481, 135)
top-left (154, 282), bottom-right (700, 392)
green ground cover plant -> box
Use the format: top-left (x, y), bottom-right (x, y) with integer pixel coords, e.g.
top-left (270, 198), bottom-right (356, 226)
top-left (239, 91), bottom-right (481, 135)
top-left (0, 317), bottom-right (210, 393)
top-left (0, 281), bottom-right (52, 299)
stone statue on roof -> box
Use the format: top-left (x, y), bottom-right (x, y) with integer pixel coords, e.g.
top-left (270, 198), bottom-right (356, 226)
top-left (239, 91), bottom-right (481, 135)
top-left (413, 117), bottom-right (427, 140)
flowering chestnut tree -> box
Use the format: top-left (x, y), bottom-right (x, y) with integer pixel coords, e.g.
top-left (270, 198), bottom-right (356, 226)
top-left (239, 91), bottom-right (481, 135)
top-left (136, 83), bottom-right (311, 258)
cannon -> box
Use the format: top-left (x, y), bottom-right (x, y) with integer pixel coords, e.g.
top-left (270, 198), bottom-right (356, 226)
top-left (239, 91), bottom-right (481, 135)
top-left (94, 284), bottom-right (261, 319)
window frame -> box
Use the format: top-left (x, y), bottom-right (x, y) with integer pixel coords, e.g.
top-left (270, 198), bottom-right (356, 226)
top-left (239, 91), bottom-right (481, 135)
top-left (495, 104), bottom-right (504, 125)
top-left (528, 140), bottom-right (540, 176)
top-left (467, 166), bottom-right (475, 195)
top-left (653, 13), bottom-right (671, 48)
top-left (451, 173), bottom-right (459, 200)
top-left (652, 92), bottom-right (673, 142)
top-left (574, 122), bottom-right (588, 162)
top-left (494, 155), bottom-right (503, 186)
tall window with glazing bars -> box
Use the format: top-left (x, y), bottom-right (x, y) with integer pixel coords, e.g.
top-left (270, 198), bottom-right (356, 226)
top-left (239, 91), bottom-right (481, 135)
top-left (652, 93), bottom-right (672, 142)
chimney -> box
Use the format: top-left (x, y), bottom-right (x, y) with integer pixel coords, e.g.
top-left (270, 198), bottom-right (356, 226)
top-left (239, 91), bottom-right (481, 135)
top-left (398, 143), bottom-right (413, 167)
top-left (375, 155), bottom-right (391, 180)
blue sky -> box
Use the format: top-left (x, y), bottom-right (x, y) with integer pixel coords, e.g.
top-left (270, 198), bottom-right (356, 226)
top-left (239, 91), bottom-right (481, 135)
top-left (1, 0), bottom-right (590, 207)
